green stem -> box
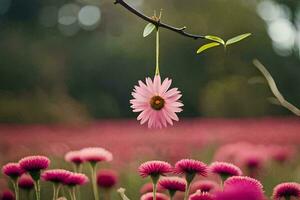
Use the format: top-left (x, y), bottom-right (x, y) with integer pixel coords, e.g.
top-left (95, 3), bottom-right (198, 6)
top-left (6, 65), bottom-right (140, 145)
top-left (184, 183), bottom-right (191, 200)
top-left (72, 187), bottom-right (77, 200)
top-left (68, 188), bottom-right (74, 200)
top-left (155, 26), bottom-right (160, 76)
top-left (73, 164), bottom-right (82, 200)
top-left (12, 179), bottom-right (19, 200)
top-left (52, 184), bottom-right (57, 200)
top-left (34, 180), bottom-right (41, 200)
top-left (90, 163), bottom-right (99, 200)
top-left (153, 182), bottom-right (157, 200)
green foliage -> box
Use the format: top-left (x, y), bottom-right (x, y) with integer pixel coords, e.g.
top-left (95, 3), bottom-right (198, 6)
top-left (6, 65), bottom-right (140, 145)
top-left (226, 33), bottom-right (252, 46)
top-left (143, 23), bottom-right (156, 37)
top-left (196, 42), bottom-right (220, 54)
top-left (197, 33), bottom-right (251, 54)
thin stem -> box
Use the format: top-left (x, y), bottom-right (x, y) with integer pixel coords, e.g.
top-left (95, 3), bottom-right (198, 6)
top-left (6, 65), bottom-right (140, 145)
top-left (114, 0), bottom-right (206, 40)
top-left (68, 188), bottom-right (74, 200)
top-left (153, 182), bottom-right (157, 200)
top-left (12, 180), bottom-right (19, 200)
top-left (155, 27), bottom-right (160, 76)
top-left (52, 184), bottom-right (57, 200)
top-left (34, 180), bottom-right (41, 200)
top-left (72, 187), bottom-right (77, 200)
top-left (184, 183), bottom-right (191, 200)
top-left (90, 164), bottom-right (99, 200)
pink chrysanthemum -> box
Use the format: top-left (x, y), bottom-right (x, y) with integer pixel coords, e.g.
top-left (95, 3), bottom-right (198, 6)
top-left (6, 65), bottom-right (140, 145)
top-left (174, 159), bottom-right (208, 177)
top-left (80, 147), bottom-right (113, 163)
top-left (189, 191), bottom-right (215, 200)
top-left (140, 192), bottom-right (169, 200)
top-left (138, 161), bottom-right (173, 178)
top-left (159, 177), bottom-right (186, 192)
top-left (224, 176), bottom-right (263, 191)
top-left (18, 174), bottom-right (34, 190)
top-left (96, 169), bottom-right (118, 188)
top-left (65, 151), bottom-right (83, 165)
top-left (2, 163), bottom-right (24, 179)
top-left (190, 180), bottom-right (219, 194)
top-left (63, 172), bottom-right (89, 186)
top-left (215, 183), bottom-right (264, 200)
top-left (272, 182), bottom-right (300, 200)
top-left (140, 183), bottom-right (165, 194)
top-left (209, 162), bottom-right (242, 178)
top-left (19, 156), bottom-right (50, 172)
top-left (41, 169), bottom-right (71, 183)
top-left (130, 75), bottom-right (183, 128)
top-left (0, 189), bottom-right (15, 200)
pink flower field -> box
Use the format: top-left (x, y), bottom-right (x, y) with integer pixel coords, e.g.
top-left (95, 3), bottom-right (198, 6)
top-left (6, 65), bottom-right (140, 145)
top-left (0, 117), bottom-right (299, 200)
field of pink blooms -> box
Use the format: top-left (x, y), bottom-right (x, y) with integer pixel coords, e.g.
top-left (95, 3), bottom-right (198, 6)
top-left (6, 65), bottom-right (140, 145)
top-left (0, 117), bottom-right (299, 200)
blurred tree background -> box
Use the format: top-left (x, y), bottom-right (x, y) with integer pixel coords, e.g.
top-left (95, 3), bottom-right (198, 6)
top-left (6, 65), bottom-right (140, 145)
top-left (0, 0), bottom-right (299, 123)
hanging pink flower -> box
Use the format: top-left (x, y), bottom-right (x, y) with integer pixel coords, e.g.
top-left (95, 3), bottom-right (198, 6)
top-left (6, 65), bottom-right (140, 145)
top-left (272, 182), bottom-right (300, 200)
top-left (130, 75), bottom-right (183, 128)
top-left (138, 160), bottom-right (173, 178)
top-left (18, 175), bottom-right (34, 190)
top-left (2, 163), bottom-right (24, 179)
top-left (140, 192), bottom-right (169, 200)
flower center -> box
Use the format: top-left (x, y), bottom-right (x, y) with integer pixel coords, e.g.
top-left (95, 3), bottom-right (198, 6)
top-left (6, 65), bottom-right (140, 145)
top-left (150, 95), bottom-right (165, 110)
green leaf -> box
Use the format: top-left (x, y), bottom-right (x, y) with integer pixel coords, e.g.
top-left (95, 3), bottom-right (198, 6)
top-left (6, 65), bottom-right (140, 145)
top-left (143, 23), bottom-right (156, 37)
top-left (205, 35), bottom-right (225, 45)
top-left (226, 33), bottom-right (251, 46)
top-left (196, 42), bottom-right (221, 54)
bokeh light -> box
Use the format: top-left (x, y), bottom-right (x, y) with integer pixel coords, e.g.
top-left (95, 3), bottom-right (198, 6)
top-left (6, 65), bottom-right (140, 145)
top-left (78, 5), bottom-right (101, 30)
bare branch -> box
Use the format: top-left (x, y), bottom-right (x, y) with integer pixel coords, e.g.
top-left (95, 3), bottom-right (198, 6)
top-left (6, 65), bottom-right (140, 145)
top-left (114, 0), bottom-right (205, 40)
top-left (253, 59), bottom-right (300, 116)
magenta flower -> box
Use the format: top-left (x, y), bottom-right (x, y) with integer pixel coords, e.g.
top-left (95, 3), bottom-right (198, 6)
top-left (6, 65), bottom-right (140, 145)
top-left (215, 183), bottom-right (264, 200)
top-left (63, 172), bottom-right (89, 186)
top-left (1, 189), bottom-right (15, 200)
top-left (159, 177), bottom-right (186, 198)
top-left (140, 183), bottom-right (165, 194)
top-left (19, 156), bottom-right (50, 174)
top-left (272, 182), bottom-right (300, 200)
top-left (80, 147), bottom-right (113, 163)
top-left (174, 159), bottom-right (208, 200)
top-left (190, 180), bottom-right (219, 194)
top-left (41, 169), bottom-right (71, 183)
top-left (209, 162), bottom-right (242, 181)
top-left (65, 151), bottom-right (83, 165)
top-left (96, 169), bottom-right (118, 188)
top-left (140, 192), bottom-right (169, 200)
top-left (18, 175), bottom-right (34, 190)
top-left (138, 161), bottom-right (173, 178)
top-left (189, 191), bottom-right (215, 200)
top-left (224, 176), bottom-right (263, 191)
top-left (2, 163), bottom-right (23, 179)
top-left (130, 75), bottom-right (183, 128)
top-left (174, 159), bottom-right (208, 177)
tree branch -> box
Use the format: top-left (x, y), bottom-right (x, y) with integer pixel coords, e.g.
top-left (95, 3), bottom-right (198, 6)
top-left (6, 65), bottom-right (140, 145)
top-left (114, 0), bottom-right (206, 40)
top-left (253, 59), bottom-right (300, 116)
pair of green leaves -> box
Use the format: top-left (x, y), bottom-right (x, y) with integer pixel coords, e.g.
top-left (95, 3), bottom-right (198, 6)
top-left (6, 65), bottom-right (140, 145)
top-left (197, 33), bottom-right (251, 54)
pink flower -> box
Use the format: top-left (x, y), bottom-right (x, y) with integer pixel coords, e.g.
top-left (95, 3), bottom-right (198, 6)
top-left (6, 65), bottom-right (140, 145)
top-left (0, 189), bottom-right (15, 200)
top-left (130, 75), bottom-right (183, 128)
top-left (140, 192), bottom-right (169, 200)
top-left (222, 176), bottom-right (265, 200)
top-left (65, 151), bottom-right (83, 165)
top-left (138, 161), bottom-right (173, 178)
top-left (224, 176), bottom-right (263, 191)
top-left (272, 182), bottom-right (300, 200)
top-left (189, 191), bottom-right (215, 200)
top-left (80, 147), bottom-right (113, 163)
top-left (41, 169), bottom-right (71, 183)
top-left (96, 169), bottom-right (118, 188)
top-left (2, 163), bottom-right (23, 179)
top-left (159, 177), bottom-right (186, 192)
top-left (209, 162), bottom-right (242, 178)
top-left (18, 174), bottom-right (34, 190)
top-left (215, 183), bottom-right (264, 200)
top-left (19, 156), bottom-right (50, 172)
top-left (140, 183), bottom-right (165, 194)
top-left (190, 180), bottom-right (219, 194)
top-left (174, 159), bottom-right (208, 177)
top-left (63, 172), bottom-right (89, 186)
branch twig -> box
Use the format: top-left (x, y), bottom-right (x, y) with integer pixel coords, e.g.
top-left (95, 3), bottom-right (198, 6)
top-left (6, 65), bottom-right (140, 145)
top-left (114, 0), bottom-right (205, 40)
top-left (253, 59), bottom-right (300, 116)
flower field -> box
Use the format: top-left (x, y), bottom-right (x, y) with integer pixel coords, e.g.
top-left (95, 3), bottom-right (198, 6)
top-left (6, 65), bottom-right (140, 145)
top-left (0, 117), bottom-right (299, 200)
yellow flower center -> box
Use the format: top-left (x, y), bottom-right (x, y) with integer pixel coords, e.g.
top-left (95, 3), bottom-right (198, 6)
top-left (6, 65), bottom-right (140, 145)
top-left (150, 95), bottom-right (165, 110)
